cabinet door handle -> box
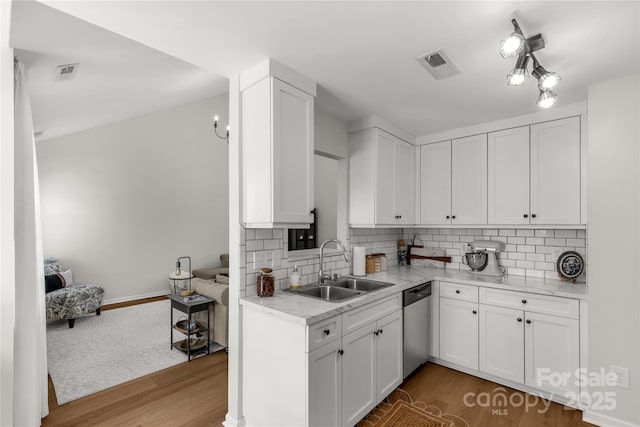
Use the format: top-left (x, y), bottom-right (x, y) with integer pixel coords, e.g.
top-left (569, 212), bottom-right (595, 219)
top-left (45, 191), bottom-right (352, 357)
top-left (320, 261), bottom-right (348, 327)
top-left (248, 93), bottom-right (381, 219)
top-left (517, 318), bottom-right (522, 322)
top-left (523, 214), bottom-right (529, 218)
top-left (472, 310), bottom-right (477, 314)
top-left (379, 329), bottom-right (383, 335)
top-left (452, 215), bottom-right (456, 219)
top-left (531, 214), bottom-right (537, 218)
top-left (526, 319), bottom-right (532, 324)
top-left (374, 330), bottom-right (379, 336)
top-left (338, 349), bottom-right (344, 356)
top-left (446, 215), bottom-right (450, 219)
top-left (521, 299), bottom-right (527, 304)
top-left (455, 290), bottom-right (461, 294)
top-left (323, 329), bottom-right (330, 336)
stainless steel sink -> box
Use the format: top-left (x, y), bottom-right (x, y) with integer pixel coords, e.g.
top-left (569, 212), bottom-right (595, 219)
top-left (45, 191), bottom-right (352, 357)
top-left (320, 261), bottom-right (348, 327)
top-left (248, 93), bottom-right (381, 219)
top-left (292, 285), bottom-right (362, 302)
top-left (329, 278), bottom-right (394, 292)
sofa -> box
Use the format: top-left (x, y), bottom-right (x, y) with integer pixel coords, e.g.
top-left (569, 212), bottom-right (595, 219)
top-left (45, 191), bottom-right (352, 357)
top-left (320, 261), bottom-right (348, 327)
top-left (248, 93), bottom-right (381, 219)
top-left (191, 254), bottom-right (229, 348)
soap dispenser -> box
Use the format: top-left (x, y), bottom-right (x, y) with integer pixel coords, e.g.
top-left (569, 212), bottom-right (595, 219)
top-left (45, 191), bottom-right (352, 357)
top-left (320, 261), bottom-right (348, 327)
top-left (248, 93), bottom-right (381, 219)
top-left (290, 263), bottom-right (301, 289)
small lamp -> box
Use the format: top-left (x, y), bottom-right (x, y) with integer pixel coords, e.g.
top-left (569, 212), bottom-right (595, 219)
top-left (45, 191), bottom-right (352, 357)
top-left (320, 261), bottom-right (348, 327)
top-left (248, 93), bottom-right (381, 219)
top-left (169, 256), bottom-right (193, 296)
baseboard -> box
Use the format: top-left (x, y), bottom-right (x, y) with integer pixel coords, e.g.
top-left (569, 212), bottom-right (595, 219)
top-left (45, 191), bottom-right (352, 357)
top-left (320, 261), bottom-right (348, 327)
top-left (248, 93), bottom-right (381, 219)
top-left (583, 411), bottom-right (640, 427)
top-left (102, 290), bottom-right (170, 305)
top-left (222, 413), bottom-right (246, 427)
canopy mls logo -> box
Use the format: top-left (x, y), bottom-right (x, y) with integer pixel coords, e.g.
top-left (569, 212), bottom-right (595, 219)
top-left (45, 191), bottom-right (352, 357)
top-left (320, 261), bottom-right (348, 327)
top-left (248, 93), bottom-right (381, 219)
top-left (463, 368), bottom-right (620, 416)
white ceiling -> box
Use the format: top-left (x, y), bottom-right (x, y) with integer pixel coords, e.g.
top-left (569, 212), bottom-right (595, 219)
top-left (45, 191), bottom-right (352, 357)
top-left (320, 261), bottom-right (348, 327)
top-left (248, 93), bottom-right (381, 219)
top-left (13, 1), bottom-right (640, 139)
top-left (10, 1), bottom-right (228, 141)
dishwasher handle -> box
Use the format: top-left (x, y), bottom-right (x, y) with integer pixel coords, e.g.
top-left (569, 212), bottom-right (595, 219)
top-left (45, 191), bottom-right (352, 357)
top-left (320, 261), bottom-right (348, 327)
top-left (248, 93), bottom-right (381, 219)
top-left (403, 282), bottom-right (432, 306)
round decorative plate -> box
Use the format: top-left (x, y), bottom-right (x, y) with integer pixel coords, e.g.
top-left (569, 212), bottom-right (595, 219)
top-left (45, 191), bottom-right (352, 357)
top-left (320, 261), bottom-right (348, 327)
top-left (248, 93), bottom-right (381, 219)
top-left (556, 251), bottom-right (585, 279)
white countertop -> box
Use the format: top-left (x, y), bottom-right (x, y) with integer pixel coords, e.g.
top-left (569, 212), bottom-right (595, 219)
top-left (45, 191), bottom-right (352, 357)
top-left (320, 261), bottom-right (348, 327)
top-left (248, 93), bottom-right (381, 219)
top-left (239, 266), bottom-right (588, 326)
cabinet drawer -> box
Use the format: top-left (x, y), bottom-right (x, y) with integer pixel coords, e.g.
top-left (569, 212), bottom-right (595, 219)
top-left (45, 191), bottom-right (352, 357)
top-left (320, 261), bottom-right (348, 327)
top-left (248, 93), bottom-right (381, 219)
top-left (440, 281), bottom-right (478, 303)
top-left (307, 315), bottom-right (343, 352)
top-left (343, 294), bottom-right (402, 335)
top-left (479, 287), bottom-right (579, 319)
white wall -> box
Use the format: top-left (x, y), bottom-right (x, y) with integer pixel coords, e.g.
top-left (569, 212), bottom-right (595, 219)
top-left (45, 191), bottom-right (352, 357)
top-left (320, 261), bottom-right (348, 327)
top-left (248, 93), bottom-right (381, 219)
top-left (0, 1), bottom-right (15, 422)
top-left (37, 95), bottom-right (229, 303)
top-left (587, 73), bottom-right (639, 426)
top-left (314, 154), bottom-right (338, 245)
top-left (315, 107), bottom-right (348, 159)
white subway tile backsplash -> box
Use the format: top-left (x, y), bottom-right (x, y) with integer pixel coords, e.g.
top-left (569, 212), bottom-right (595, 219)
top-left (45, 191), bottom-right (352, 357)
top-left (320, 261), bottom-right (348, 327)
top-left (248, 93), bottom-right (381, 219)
top-left (516, 260), bottom-right (535, 269)
top-left (526, 237), bottom-right (545, 246)
top-left (264, 239), bottom-right (280, 250)
top-left (526, 253), bottom-right (546, 262)
top-left (566, 238), bottom-right (586, 247)
top-left (241, 227), bottom-right (586, 290)
top-left (246, 239), bottom-right (264, 251)
top-left (545, 238), bottom-right (566, 247)
top-left (526, 269), bottom-right (545, 278)
top-left (255, 229), bottom-right (272, 240)
top-left (555, 229), bottom-right (577, 238)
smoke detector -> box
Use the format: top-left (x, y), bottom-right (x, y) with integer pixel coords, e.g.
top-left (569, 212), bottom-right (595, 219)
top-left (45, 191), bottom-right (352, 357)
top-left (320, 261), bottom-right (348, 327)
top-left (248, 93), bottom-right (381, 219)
top-left (416, 50), bottom-right (460, 79)
top-left (55, 63), bottom-right (79, 81)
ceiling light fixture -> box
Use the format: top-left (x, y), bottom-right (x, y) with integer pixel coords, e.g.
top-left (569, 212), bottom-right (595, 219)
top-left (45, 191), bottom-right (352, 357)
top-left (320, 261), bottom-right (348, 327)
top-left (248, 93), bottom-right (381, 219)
top-left (507, 55), bottom-right (529, 86)
top-left (531, 55), bottom-right (561, 90)
top-left (500, 18), bottom-right (562, 108)
top-left (537, 89), bottom-right (557, 109)
top-left (213, 115), bottom-right (229, 143)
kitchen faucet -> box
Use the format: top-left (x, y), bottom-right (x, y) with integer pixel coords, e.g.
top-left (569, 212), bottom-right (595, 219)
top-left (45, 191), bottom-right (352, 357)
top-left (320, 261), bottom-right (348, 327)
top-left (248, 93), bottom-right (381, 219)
top-left (318, 239), bottom-right (351, 285)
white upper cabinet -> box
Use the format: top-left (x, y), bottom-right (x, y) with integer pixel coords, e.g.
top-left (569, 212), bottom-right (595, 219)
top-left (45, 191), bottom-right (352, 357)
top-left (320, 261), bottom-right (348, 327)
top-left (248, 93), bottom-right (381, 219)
top-left (451, 134), bottom-right (488, 224)
top-left (242, 69), bottom-right (315, 228)
top-left (530, 117), bottom-right (581, 224)
top-left (349, 128), bottom-right (414, 226)
top-left (488, 126), bottom-right (530, 224)
top-left (419, 135), bottom-right (487, 225)
top-left (394, 140), bottom-right (415, 224)
top-left (419, 141), bottom-right (452, 225)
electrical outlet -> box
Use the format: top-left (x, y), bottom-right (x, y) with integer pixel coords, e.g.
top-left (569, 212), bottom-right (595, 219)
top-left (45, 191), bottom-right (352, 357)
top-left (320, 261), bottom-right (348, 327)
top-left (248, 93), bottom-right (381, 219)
top-left (254, 252), bottom-right (270, 269)
top-left (610, 365), bottom-right (630, 389)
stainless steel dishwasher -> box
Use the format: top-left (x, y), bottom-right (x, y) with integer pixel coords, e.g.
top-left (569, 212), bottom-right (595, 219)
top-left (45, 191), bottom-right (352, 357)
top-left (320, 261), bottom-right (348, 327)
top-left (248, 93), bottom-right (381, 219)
top-left (403, 281), bottom-right (431, 378)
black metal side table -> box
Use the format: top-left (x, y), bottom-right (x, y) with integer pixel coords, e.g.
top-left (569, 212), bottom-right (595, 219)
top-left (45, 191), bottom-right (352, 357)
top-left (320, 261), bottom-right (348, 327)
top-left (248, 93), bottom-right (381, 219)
top-left (168, 293), bottom-right (214, 361)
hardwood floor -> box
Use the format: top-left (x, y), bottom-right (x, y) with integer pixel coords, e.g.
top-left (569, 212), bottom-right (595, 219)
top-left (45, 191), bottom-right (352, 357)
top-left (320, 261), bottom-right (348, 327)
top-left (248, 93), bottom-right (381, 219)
top-left (43, 351), bottom-right (228, 427)
top-left (401, 363), bottom-right (595, 427)
top-left (43, 296), bottom-right (591, 426)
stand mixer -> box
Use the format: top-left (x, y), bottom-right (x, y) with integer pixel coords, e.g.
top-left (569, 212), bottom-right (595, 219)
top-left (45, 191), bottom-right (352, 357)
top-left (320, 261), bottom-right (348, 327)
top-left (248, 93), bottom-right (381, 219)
top-left (466, 240), bottom-right (506, 277)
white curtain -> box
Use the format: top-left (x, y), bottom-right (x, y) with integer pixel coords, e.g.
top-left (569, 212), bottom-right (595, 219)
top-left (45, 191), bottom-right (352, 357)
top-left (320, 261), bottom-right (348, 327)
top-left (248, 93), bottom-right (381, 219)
top-left (13, 60), bottom-right (49, 425)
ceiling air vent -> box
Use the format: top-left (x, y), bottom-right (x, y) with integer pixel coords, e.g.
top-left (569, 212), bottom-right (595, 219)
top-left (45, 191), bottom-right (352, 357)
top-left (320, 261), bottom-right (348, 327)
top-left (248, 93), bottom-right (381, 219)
top-left (416, 50), bottom-right (460, 80)
top-left (55, 63), bottom-right (79, 81)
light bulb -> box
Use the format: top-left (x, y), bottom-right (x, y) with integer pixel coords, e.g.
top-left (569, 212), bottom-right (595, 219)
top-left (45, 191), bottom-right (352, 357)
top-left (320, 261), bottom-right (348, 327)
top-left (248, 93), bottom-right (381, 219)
top-left (214, 115), bottom-right (219, 122)
top-left (537, 90), bottom-right (557, 109)
top-left (506, 55), bottom-right (529, 86)
top-left (499, 32), bottom-right (525, 59)
top-left (507, 73), bottom-right (526, 86)
top-left (539, 72), bottom-right (561, 90)
top-left (226, 125), bottom-right (230, 131)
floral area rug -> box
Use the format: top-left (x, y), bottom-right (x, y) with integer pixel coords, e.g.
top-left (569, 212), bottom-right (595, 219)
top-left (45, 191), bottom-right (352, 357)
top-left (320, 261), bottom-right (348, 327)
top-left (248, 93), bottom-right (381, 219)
top-left (358, 388), bottom-right (470, 427)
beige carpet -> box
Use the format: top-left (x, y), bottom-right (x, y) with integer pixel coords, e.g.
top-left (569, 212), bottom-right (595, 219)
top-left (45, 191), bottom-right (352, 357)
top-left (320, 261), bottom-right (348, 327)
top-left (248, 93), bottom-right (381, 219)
top-left (358, 388), bottom-right (470, 427)
top-left (47, 300), bottom-right (223, 405)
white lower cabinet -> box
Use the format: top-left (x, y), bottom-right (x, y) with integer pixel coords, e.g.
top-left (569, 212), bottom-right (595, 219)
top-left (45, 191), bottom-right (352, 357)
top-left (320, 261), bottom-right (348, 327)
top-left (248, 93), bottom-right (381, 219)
top-left (243, 294), bottom-right (403, 427)
top-left (439, 297), bottom-right (479, 370)
top-left (479, 304), bottom-right (525, 383)
top-left (524, 311), bottom-right (580, 397)
top-left (439, 282), bottom-right (582, 406)
top-left (309, 339), bottom-right (343, 427)
top-left (342, 311), bottom-right (403, 426)
top-left (375, 311), bottom-right (403, 401)
top-left (342, 323), bottom-right (377, 426)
